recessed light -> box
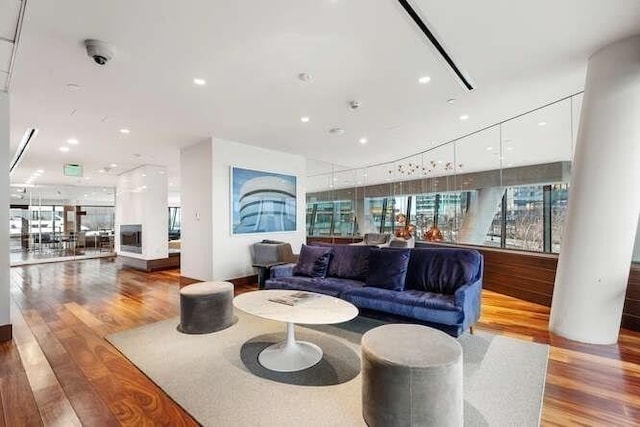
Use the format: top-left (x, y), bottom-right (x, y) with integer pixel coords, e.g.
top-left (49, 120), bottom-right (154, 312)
top-left (141, 173), bottom-right (147, 177)
top-left (84, 177), bottom-right (91, 180)
top-left (298, 73), bottom-right (313, 82)
top-left (486, 146), bottom-right (494, 151)
top-left (507, 163), bottom-right (513, 167)
top-left (59, 146), bottom-right (70, 152)
top-left (67, 138), bottom-right (79, 145)
top-left (193, 78), bottom-right (206, 86)
top-left (418, 76), bottom-right (431, 84)
top-left (447, 98), bottom-right (456, 104)
top-left (99, 169), bottom-right (106, 173)
top-left (538, 121), bottom-right (547, 126)
top-left (37, 169), bottom-right (44, 173)
top-left (83, 194), bottom-right (88, 197)
top-left (506, 146), bottom-right (513, 151)
top-left (110, 163), bottom-right (118, 168)
top-left (66, 83), bottom-right (81, 90)
top-left (329, 127), bottom-right (344, 135)
top-left (300, 116), bottom-right (310, 123)
top-left (119, 128), bottom-right (130, 134)
top-left (459, 114), bottom-right (469, 121)
top-left (359, 137), bottom-right (368, 144)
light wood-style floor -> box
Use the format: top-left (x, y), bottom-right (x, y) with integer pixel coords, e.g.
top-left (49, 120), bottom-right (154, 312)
top-left (1, 258), bottom-right (639, 426)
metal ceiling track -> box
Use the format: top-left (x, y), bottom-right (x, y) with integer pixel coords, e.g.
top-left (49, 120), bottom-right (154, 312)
top-left (10, 128), bottom-right (38, 174)
top-left (4, 0), bottom-right (28, 92)
top-left (397, 0), bottom-right (474, 91)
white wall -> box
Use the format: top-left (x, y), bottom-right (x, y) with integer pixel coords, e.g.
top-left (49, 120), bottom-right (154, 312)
top-left (115, 165), bottom-right (168, 260)
top-left (180, 137), bottom-right (306, 281)
top-left (211, 138), bottom-right (306, 280)
top-left (180, 140), bottom-right (213, 280)
top-left (0, 91), bottom-right (9, 328)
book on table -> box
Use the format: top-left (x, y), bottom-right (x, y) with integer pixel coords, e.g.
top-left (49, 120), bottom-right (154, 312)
top-left (268, 291), bottom-right (318, 306)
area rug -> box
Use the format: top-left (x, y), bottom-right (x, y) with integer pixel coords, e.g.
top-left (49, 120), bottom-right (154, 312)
top-left (106, 310), bottom-right (548, 426)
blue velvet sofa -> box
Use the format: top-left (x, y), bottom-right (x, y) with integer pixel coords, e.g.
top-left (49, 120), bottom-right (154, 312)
top-left (264, 244), bottom-right (484, 337)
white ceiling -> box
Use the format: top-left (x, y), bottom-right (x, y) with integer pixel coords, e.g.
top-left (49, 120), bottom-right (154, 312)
top-left (7, 0), bottom-right (640, 192)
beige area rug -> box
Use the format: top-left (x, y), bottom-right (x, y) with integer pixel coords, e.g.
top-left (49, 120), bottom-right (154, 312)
top-left (107, 310), bottom-right (548, 427)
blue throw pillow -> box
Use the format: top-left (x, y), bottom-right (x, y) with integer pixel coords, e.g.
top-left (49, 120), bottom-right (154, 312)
top-left (293, 244), bottom-right (333, 278)
top-left (366, 248), bottom-right (410, 291)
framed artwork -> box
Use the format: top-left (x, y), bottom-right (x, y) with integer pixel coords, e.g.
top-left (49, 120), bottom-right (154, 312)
top-left (231, 166), bottom-right (297, 235)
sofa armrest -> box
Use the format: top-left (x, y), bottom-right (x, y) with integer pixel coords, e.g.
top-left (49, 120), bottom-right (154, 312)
top-left (269, 263), bottom-right (296, 279)
top-left (454, 279), bottom-right (482, 330)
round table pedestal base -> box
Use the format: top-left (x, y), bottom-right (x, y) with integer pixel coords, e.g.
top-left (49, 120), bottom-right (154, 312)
top-left (259, 340), bottom-right (323, 372)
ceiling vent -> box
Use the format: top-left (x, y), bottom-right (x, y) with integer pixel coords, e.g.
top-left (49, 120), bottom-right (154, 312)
top-left (397, 0), bottom-right (474, 91)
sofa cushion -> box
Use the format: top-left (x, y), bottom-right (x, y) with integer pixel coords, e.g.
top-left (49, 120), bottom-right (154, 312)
top-left (293, 244), bottom-right (332, 278)
top-left (320, 244), bottom-right (371, 281)
top-left (366, 248), bottom-right (410, 291)
top-left (265, 276), bottom-right (364, 297)
top-left (342, 287), bottom-right (463, 326)
top-left (311, 242), bottom-right (371, 281)
top-left (405, 249), bottom-right (482, 294)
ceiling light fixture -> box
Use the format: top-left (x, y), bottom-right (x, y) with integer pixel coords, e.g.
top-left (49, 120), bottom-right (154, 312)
top-left (110, 163), bottom-right (118, 168)
top-left (193, 78), bottom-right (206, 86)
top-left (119, 128), bottom-right (130, 134)
top-left (538, 121), bottom-right (547, 126)
top-left (359, 137), bottom-right (368, 144)
top-left (329, 127), bottom-right (344, 135)
top-left (300, 116), bottom-right (310, 123)
top-left (459, 114), bottom-right (469, 121)
top-left (37, 169), bottom-right (44, 173)
top-left (59, 146), bottom-right (70, 152)
top-left (67, 138), bottom-right (79, 144)
top-left (298, 73), bottom-right (313, 82)
top-left (447, 98), bottom-right (456, 104)
top-left (486, 146), bottom-right (494, 151)
top-left (418, 75), bottom-right (431, 84)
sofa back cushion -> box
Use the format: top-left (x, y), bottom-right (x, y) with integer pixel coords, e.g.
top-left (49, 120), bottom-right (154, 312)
top-left (310, 243), bottom-right (371, 281)
top-left (366, 248), bottom-right (411, 291)
top-left (293, 244), bottom-right (332, 278)
top-left (405, 248), bottom-right (482, 294)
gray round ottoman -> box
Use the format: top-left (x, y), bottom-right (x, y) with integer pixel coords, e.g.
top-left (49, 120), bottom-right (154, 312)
top-left (178, 281), bottom-right (234, 334)
top-left (361, 324), bottom-right (463, 427)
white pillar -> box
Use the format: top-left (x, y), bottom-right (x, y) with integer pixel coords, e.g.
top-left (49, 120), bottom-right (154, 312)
top-left (457, 187), bottom-right (504, 245)
top-left (632, 217), bottom-right (640, 263)
top-left (115, 165), bottom-right (169, 260)
top-left (0, 91), bottom-right (10, 340)
top-left (550, 35), bottom-right (640, 344)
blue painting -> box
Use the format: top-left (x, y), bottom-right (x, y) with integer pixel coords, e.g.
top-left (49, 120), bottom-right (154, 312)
top-left (231, 167), bottom-right (297, 234)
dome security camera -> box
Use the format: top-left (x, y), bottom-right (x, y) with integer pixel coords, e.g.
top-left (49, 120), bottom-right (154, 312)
top-left (84, 39), bottom-right (115, 65)
top-left (349, 100), bottom-right (361, 111)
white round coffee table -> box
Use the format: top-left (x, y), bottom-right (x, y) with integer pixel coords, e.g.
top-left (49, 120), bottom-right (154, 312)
top-left (233, 290), bottom-right (358, 372)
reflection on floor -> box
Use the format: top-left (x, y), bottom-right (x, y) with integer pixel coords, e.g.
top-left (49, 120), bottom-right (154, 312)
top-left (10, 248), bottom-right (115, 266)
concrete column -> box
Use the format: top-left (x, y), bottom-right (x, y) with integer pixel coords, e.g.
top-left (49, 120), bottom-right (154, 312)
top-left (354, 191), bottom-right (367, 235)
top-left (0, 91), bottom-right (10, 341)
top-left (550, 35), bottom-right (640, 344)
top-left (632, 217), bottom-right (640, 263)
top-left (457, 187), bottom-right (504, 245)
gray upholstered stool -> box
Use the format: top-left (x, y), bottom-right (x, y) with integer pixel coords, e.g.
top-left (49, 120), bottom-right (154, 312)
top-left (361, 324), bottom-right (463, 427)
top-left (178, 281), bottom-right (234, 334)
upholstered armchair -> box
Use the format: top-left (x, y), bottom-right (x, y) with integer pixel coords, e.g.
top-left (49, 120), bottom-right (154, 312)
top-left (252, 240), bottom-right (298, 288)
top-left (350, 233), bottom-right (393, 247)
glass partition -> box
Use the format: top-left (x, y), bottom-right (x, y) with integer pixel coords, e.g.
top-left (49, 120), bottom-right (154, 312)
top-left (8, 184), bottom-right (115, 265)
top-left (305, 92), bottom-right (580, 257)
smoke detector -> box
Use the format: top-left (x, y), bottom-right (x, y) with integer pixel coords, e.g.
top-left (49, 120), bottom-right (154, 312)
top-left (348, 100), bottom-right (361, 111)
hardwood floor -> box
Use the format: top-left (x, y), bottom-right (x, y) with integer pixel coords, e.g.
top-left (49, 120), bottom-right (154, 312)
top-left (2, 258), bottom-right (639, 426)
